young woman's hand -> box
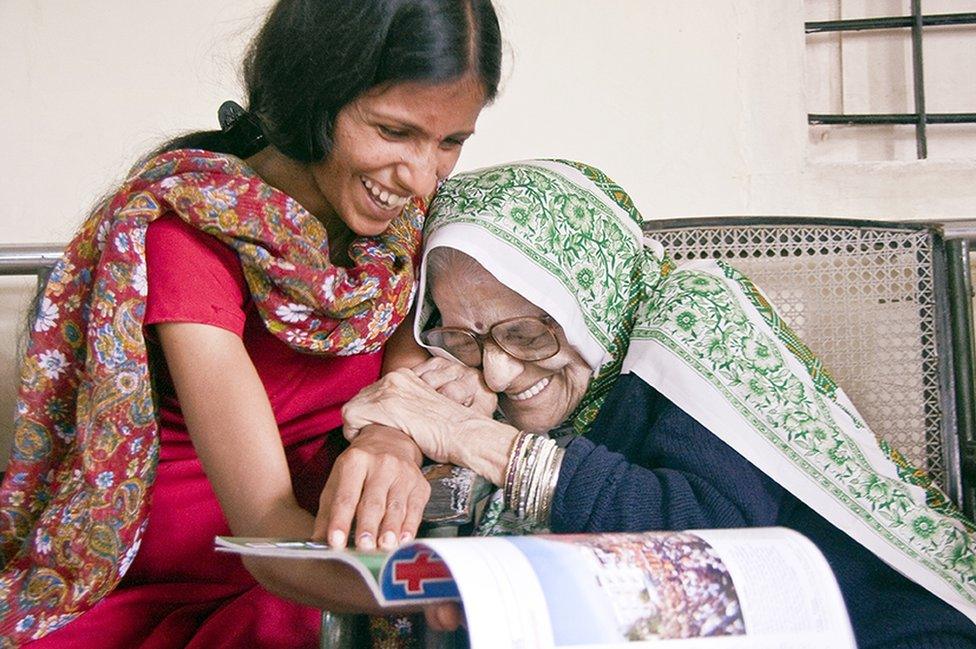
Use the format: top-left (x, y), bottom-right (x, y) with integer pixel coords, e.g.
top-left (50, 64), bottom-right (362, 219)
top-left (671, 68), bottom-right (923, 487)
top-left (313, 424), bottom-right (430, 551)
top-left (411, 356), bottom-right (497, 417)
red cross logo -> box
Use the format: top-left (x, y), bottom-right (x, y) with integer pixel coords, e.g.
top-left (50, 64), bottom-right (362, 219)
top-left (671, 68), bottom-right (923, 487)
top-left (391, 550), bottom-right (453, 595)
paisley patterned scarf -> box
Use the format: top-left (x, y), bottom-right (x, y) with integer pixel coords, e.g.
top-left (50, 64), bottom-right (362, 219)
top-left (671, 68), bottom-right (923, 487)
top-left (0, 149), bottom-right (423, 642)
top-left (414, 159), bottom-right (976, 625)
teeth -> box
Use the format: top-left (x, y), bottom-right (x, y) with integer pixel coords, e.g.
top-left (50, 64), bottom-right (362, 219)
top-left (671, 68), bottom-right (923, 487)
top-left (362, 178), bottom-right (408, 209)
top-left (510, 377), bottom-right (550, 401)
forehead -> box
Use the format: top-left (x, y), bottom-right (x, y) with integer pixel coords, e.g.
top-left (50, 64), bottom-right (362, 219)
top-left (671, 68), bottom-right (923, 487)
top-left (429, 258), bottom-right (545, 329)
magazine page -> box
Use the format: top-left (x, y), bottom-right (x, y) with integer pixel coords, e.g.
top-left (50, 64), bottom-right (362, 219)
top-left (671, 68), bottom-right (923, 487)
top-left (413, 536), bottom-right (556, 648)
top-left (213, 536), bottom-right (459, 608)
top-left (693, 528), bottom-right (855, 645)
top-left (420, 527), bottom-right (855, 649)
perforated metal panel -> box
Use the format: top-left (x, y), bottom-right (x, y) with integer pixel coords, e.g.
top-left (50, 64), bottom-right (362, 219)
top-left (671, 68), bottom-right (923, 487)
top-left (646, 220), bottom-right (949, 489)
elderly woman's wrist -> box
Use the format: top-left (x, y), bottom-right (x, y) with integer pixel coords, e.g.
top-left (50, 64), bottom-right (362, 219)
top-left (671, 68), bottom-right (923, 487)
top-left (453, 420), bottom-right (519, 485)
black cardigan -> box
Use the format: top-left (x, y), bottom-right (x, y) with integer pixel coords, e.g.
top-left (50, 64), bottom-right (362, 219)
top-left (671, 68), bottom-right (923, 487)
top-left (552, 373), bottom-right (976, 648)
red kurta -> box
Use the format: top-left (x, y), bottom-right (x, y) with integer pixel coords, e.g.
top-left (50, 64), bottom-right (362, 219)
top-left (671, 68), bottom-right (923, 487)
top-left (27, 215), bottom-right (383, 648)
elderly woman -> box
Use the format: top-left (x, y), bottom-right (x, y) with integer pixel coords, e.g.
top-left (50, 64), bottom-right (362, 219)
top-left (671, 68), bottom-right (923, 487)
top-left (343, 160), bottom-right (976, 648)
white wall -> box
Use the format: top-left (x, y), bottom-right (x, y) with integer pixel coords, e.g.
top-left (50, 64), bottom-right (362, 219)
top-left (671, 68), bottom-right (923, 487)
top-left (4, 0), bottom-right (974, 241)
top-left (1, 0), bottom-right (975, 463)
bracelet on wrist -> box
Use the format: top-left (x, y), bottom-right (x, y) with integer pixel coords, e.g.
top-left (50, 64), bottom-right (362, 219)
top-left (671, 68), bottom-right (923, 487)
top-left (502, 431), bottom-right (566, 527)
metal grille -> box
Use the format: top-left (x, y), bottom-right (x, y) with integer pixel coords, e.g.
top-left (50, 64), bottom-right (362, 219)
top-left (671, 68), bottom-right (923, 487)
top-left (647, 222), bottom-right (947, 488)
top-left (805, 4), bottom-right (976, 159)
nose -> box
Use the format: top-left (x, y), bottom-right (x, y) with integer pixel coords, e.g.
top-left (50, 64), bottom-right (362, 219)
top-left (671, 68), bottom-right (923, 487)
top-left (395, 144), bottom-right (440, 198)
top-left (480, 340), bottom-right (524, 394)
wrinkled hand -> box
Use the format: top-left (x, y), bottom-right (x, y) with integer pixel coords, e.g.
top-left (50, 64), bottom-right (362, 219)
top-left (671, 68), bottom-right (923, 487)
top-left (342, 368), bottom-right (480, 464)
top-left (411, 356), bottom-right (497, 417)
top-left (312, 425), bottom-right (430, 551)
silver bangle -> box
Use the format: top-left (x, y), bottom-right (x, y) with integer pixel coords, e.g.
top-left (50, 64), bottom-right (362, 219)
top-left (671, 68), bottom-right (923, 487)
top-left (538, 446), bottom-right (564, 525)
top-left (503, 431), bottom-right (531, 511)
top-left (517, 435), bottom-right (545, 519)
top-left (527, 438), bottom-right (555, 522)
top-left (511, 435), bottom-right (564, 526)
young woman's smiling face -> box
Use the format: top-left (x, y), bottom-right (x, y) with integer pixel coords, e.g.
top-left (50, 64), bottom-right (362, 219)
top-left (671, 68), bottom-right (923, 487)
top-left (430, 256), bottom-right (593, 434)
top-left (310, 75), bottom-right (486, 237)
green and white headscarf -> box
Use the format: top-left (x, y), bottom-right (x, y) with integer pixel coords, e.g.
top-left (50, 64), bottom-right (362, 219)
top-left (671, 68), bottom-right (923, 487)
top-left (415, 159), bottom-right (976, 625)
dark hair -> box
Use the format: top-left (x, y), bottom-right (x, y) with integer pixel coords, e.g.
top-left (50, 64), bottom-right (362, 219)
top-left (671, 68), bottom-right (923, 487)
top-left (159, 0), bottom-right (502, 161)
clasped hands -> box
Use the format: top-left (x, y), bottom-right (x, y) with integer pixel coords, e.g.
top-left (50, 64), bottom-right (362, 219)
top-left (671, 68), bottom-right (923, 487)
top-left (312, 357), bottom-right (496, 552)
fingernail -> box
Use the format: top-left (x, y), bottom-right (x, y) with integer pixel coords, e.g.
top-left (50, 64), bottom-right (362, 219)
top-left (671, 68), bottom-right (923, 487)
top-left (400, 531), bottom-right (414, 544)
top-left (358, 532), bottom-right (375, 551)
top-left (329, 530), bottom-right (346, 548)
top-left (380, 531), bottom-right (397, 550)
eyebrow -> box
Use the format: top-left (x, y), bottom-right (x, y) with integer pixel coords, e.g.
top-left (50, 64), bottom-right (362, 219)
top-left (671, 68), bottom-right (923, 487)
top-left (367, 109), bottom-right (475, 140)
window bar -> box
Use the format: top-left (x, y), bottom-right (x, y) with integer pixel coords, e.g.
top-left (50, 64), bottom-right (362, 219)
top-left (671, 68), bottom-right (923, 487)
top-left (805, 12), bottom-right (976, 33)
top-left (809, 113), bottom-right (976, 125)
top-left (911, 0), bottom-right (927, 158)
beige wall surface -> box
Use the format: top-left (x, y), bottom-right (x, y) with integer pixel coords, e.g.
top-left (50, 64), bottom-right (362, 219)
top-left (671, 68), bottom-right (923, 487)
top-left (1, 0), bottom-right (974, 463)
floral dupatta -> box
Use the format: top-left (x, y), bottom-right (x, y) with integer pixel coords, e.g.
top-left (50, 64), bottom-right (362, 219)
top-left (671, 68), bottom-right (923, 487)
top-left (415, 159), bottom-right (976, 625)
top-left (0, 149), bottom-right (423, 642)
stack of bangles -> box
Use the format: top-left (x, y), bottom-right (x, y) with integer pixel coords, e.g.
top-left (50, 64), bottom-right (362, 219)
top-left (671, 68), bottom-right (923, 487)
top-left (502, 431), bottom-right (565, 526)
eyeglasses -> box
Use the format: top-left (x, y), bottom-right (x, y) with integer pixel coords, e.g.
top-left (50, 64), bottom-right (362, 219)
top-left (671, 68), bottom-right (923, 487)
top-left (420, 315), bottom-right (561, 368)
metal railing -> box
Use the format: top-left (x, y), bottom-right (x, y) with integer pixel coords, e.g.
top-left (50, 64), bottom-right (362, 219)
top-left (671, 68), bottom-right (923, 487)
top-left (0, 244), bottom-right (62, 294)
top-left (0, 244), bottom-right (62, 276)
top-left (939, 221), bottom-right (976, 517)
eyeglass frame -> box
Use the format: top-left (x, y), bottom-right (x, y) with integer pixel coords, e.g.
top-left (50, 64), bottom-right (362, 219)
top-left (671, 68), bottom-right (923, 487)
top-left (420, 315), bottom-right (561, 368)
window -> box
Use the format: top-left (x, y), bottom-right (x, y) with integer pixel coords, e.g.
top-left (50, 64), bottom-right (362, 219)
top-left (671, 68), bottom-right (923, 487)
top-left (805, 1), bottom-right (976, 161)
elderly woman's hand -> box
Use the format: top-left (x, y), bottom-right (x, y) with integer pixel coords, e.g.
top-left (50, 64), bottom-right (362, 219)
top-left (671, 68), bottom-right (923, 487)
top-left (342, 369), bottom-right (518, 485)
top-left (411, 356), bottom-right (497, 416)
top-left (342, 369), bottom-right (472, 462)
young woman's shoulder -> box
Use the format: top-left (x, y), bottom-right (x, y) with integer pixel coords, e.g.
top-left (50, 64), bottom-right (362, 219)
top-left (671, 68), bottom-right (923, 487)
top-left (145, 213), bottom-right (249, 335)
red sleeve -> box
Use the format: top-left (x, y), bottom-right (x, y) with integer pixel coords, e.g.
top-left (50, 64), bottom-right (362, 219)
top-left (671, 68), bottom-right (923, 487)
top-left (144, 213), bottom-right (248, 336)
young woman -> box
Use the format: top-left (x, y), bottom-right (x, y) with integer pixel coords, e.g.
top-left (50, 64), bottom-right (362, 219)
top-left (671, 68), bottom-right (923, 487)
top-left (0, 1), bottom-right (501, 646)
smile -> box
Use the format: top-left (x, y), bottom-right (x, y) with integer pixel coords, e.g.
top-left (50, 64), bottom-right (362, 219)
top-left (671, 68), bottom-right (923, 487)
top-left (509, 377), bottom-right (551, 402)
top-left (362, 177), bottom-right (409, 210)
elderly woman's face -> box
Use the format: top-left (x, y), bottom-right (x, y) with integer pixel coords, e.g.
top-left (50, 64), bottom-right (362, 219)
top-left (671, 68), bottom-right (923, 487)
top-left (430, 261), bottom-right (592, 433)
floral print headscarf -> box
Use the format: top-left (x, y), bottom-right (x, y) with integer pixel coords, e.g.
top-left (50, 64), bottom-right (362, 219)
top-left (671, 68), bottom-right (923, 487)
top-left (414, 159), bottom-right (976, 625)
top-left (0, 149), bottom-right (423, 643)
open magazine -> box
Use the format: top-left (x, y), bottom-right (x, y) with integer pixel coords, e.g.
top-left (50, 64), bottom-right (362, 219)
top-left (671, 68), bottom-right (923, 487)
top-left (215, 526), bottom-right (856, 648)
